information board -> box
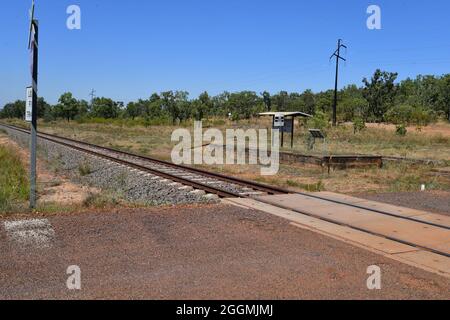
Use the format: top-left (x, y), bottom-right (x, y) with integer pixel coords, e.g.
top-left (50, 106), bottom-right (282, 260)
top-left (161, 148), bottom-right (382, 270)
top-left (282, 118), bottom-right (293, 133)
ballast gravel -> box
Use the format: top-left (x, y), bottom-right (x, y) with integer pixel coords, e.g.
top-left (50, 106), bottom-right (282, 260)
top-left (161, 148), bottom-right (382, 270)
top-left (1, 126), bottom-right (218, 206)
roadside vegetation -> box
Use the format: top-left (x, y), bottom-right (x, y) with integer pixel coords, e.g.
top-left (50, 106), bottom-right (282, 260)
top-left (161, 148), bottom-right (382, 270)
top-left (1, 70), bottom-right (449, 128)
top-left (0, 143), bottom-right (29, 213)
top-left (0, 132), bottom-right (139, 215)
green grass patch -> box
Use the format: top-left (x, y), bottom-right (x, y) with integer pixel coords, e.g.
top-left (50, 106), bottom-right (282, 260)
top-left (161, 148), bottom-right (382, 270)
top-left (82, 192), bottom-right (120, 208)
top-left (0, 145), bottom-right (29, 212)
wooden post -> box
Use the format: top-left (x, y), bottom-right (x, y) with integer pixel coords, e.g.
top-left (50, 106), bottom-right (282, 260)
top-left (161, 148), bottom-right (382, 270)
top-left (291, 117), bottom-right (294, 149)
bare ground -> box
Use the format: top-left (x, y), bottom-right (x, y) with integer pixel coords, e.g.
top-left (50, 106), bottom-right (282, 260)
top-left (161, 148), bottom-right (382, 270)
top-left (0, 204), bottom-right (449, 300)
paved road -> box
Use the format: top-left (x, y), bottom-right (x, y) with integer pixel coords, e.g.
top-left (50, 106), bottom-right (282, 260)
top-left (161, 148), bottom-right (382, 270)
top-left (0, 204), bottom-right (448, 300)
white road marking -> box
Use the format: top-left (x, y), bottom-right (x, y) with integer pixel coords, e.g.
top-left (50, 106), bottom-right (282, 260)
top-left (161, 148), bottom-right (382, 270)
top-left (4, 219), bottom-right (55, 249)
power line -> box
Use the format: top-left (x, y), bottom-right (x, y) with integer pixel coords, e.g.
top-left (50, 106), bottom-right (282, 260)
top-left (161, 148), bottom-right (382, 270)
top-left (89, 89), bottom-right (96, 108)
top-left (330, 39), bottom-right (347, 127)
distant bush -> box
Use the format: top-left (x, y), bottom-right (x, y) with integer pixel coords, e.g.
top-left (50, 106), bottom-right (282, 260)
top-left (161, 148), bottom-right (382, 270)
top-left (74, 116), bottom-right (173, 127)
top-left (386, 105), bottom-right (413, 125)
top-left (386, 105), bottom-right (437, 127)
top-left (411, 107), bottom-right (437, 126)
top-left (307, 111), bottom-right (329, 130)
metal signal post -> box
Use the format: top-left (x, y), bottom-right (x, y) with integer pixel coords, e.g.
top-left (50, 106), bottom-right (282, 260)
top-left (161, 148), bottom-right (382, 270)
top-left (28, 0), bottom-right (38, 209)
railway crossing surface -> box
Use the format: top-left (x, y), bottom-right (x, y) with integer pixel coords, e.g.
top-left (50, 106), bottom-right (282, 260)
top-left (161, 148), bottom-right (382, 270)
top-left (225, 192), bottom-right (450, 278)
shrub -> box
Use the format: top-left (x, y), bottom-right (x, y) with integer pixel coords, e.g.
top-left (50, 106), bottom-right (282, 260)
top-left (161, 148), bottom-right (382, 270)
top-left (396, 124), bottom-right (407, 136)
top-left (352, 117), bottom-right (366, 134)
top-left (386, 104), bottom-right (414, 125)
top-left (307, 111), bottom-right (329, 130)
top-left (78, 162), bottom-right (92, 176)
top-left (411, 107), bottom-right (437, 126)
top-left (83, 192), bottom-right (119, 208)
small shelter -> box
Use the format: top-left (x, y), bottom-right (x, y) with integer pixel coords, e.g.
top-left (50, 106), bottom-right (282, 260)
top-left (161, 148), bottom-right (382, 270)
top-left (259, 112), bottom-right (312, 148)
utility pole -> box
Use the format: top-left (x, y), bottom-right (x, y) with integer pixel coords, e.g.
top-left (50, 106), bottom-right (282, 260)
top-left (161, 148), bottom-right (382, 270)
top-left (28, 0), bottom-right (38, 209)
top-left (89, 89), bottom-right (96, 110)
top-left (330, 39), bottom-right (347, 127)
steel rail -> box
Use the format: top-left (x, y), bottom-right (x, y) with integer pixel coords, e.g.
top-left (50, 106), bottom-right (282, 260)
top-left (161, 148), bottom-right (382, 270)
top-left (1, 124), bottom-right (241, 198)
top-left (293, 191), bottom-right (450, 231)
top-left (1, 123), bottom-right (449, 258)
top-left (9, 124), bottom-right (448, 230)
top-left (3, 123), bottom-right (450, 228)
top-left (40, 127), bottom-right (449, 230)
top-left (253, 197), bottom-right (450, 258)
top-left (2, 123), bottom-right (288, 196)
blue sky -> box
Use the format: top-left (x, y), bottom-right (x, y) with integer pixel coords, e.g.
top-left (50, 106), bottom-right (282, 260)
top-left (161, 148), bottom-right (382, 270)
top-left (1, 0), bottom-right (450, 106)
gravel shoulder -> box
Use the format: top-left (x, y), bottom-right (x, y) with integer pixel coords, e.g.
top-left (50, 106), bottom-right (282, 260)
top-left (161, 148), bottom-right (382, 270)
top-left (354, 191), bottom-right (450, 216)
top-left (0, 204), bottom-right (448, 300)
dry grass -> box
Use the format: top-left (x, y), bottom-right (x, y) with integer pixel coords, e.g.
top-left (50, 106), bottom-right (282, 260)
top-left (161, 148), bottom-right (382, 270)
top-left (4, 118), bottom-right (449, 160)
top-left (302, 123), bottom-right (450, 161)
top-left (0, 133), bottom-right (29, 213)
top-left (2, 118), bottom-right (449, 194)
top-left (196, 161), bottom-right (450, 194)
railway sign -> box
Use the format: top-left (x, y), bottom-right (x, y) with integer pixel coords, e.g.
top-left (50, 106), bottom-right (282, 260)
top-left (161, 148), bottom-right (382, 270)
top-left (308, 129), bottom-right (327, 153)
top-left (309, 129), bottom-right (325, 140)
top-left (28, 0), bottom-right (35, 50)
top-left (25, 86), bottom-right (33, 122)
top-left (273, 113), bottom-right (285, 128)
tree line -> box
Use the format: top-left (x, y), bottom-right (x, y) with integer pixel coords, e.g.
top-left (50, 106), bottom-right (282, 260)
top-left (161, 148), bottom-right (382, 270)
top-left (1, 70), bottom-right (449, 126)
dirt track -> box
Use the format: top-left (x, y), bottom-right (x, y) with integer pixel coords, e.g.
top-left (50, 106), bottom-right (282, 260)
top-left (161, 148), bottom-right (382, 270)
top-left (0, 204), bottom-right (448, 300)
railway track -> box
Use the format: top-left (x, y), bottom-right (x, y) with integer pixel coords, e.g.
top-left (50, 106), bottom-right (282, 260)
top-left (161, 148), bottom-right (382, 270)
top-left (0, 123), bottom-right (289, 199)
top-left (1, 123), bottom-right (449, 260)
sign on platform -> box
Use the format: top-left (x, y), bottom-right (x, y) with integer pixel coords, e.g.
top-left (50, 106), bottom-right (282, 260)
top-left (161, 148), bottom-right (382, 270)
top-left (282, 118), bottom-right (293, 133)
top-left (273, 114), bottom-right (285, 128)
top-left (25, 86), bottom-right (33, 122)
